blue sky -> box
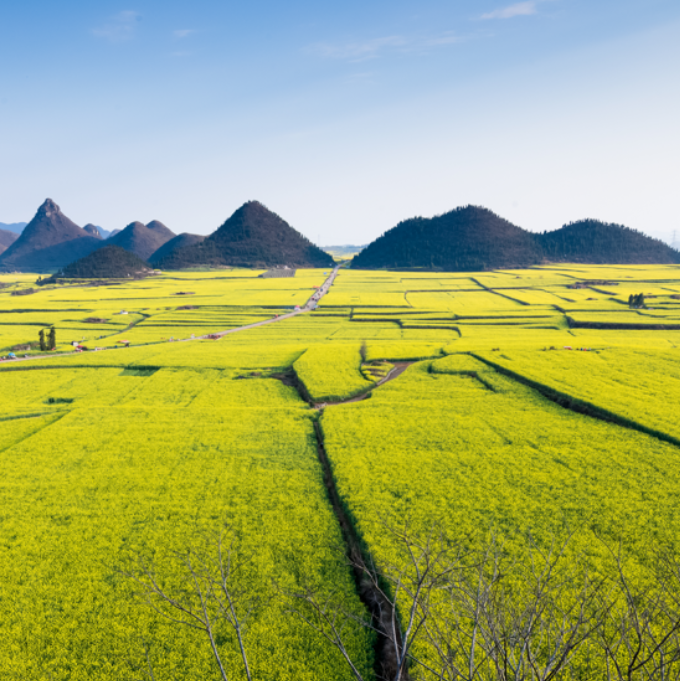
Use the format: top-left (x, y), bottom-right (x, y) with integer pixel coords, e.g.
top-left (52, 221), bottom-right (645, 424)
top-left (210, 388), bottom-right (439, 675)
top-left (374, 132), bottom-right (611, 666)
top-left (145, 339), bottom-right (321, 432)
top-left (1, 0), bottom-right (679, 244)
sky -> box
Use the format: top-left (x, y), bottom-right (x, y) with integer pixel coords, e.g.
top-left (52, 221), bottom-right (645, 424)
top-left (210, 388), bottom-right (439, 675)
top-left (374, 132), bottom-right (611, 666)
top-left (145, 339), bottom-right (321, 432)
top-left (1, 0), bottom-right (679, 245)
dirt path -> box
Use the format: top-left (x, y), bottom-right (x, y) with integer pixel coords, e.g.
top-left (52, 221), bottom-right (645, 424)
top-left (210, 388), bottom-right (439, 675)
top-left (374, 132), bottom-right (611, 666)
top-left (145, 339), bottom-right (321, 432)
top-left (314, 361), bottom-right (414, 409)
top-left (2, 265), bottom-right (343, 366)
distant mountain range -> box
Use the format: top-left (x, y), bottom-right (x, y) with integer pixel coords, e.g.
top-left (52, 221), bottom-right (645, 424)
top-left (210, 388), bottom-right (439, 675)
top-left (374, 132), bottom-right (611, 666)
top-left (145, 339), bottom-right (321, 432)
top-left (0, 229), bottom-right (19, 256)
top-left (2, 199), bottom-right (678, 275)
top-left (0, 222), bottom-right (28, 235)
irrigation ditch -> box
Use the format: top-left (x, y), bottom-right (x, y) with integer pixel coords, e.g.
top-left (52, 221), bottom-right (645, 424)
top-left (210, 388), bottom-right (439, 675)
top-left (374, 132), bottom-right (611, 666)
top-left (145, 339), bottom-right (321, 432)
top-left (312, 417), bottom-right (409, 681)
top-left (270, 362), bottom-right (419, 679)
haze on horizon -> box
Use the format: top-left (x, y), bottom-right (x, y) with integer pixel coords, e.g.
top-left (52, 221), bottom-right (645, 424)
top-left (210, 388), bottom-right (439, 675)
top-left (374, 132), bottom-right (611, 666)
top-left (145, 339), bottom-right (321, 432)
top-left (1, 0), bottom-right (679, 245)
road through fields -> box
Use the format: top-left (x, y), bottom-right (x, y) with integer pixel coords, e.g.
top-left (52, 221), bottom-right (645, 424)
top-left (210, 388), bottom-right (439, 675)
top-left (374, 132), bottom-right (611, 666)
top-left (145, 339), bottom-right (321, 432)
top-left (3, 264), bottom-right (343, 365)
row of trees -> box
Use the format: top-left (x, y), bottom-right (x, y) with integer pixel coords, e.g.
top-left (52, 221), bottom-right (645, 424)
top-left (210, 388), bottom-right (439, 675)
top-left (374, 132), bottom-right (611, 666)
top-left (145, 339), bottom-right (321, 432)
top-left (121, 524), bottom-right (680, 681)
top-left (38, 327), bottom-right (56, 351)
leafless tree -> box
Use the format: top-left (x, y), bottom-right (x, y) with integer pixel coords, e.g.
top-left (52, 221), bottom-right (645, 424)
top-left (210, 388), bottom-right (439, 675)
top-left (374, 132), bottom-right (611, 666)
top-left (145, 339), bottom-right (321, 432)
top-left (598, 543), bottom-right (680, 681)
top-left (120, 528), bottom-right (257, 681)
top-left (288, 527), bottom-right (610, 681)
top-left (120, 522), bottom-right (680, 681)
top-left (286, 521), bottom-right (467, 681)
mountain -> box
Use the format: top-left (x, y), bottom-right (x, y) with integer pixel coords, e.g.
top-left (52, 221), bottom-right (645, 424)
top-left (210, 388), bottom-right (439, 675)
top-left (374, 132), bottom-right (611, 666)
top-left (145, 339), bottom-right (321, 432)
top-left (537, 220), bottom-right (680, 264)
top-left (107, 229), bottom-right (121, 239)
top-left (0, 229), bottom-right (19, 255)
top-left (106, 220), bottom-right (176, 260)
top-left (0, 199), bottom-right (101, 272)
top-left (56, 245), bottom-right (152, 279)
top-left (83, 224), bottom-right (104, 239)
top-left (149, 233), bottom-right (205, 266)
top-left (352, 206), bottom-right (544, 271)
top-left (82, 224), bottom-right (112, 239)
top-left (154, 201), bottom-right (334, 269)
top-left (0, 222), bottom-right (27, 235)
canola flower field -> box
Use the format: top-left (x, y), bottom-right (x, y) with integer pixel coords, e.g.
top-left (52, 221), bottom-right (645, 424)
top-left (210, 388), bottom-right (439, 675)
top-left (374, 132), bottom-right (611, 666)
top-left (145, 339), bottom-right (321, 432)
top-left (1, 263), bottom-right (680, 679)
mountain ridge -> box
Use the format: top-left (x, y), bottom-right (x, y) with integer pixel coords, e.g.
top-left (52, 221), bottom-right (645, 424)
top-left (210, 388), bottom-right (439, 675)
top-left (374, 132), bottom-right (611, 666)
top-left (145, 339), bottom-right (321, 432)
top-left (352, 206), bottom-right (680, 271)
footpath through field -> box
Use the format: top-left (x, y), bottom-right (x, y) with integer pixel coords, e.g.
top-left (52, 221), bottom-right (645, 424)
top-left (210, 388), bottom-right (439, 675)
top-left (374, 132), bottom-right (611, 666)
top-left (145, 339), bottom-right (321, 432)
top-left (7, 264), bottom-right (343, 365)
top-left (313, 361), bottom-right (414, 409)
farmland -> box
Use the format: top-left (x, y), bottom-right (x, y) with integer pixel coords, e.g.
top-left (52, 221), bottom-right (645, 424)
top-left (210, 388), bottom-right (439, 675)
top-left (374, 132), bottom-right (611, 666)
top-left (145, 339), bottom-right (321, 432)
top-left (1, 264), bottom-right (680, 679)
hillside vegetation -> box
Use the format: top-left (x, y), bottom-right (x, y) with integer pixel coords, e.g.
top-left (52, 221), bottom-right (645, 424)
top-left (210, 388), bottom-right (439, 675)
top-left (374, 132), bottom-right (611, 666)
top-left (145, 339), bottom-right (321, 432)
top-left (56, 244), bottom-right (152, 279)
top-left (149, 232), bottom-right (205, 266)
top-left (353, 206), bottom-right (680, 271)
top-left (537, 218), bottom-right (680, 264)
top-left (352, 206), bottom-right (544, 271)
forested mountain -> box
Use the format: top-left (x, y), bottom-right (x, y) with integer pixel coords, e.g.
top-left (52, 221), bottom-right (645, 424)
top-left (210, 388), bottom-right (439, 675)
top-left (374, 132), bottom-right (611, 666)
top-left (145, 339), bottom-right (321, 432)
top-left (0, 199), bottom-right (101, 272)
top-left (57, 245), bottom-right (152, 279)
top-left (155, 201), bottom-right (334, 269)
top-left (352, 207), bottom-right (680, 271)
top-left (149, 233), bottom-right (205, 266)
top-left (352, 206), bottom-right (544, 271)
top-left (537, 219), bottom-right (680, 264)
top-left (106, 221), bottom-right (176, 260)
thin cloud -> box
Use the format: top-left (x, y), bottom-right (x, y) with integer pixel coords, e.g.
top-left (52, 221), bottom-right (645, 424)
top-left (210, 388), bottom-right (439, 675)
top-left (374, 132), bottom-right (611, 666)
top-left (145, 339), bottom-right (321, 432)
top-left (92, 10), bottom-right (140, 43)
top-left (308, 32), bottom-right (461, 62)
top-left (173, 29), bottom-right (196, 39)
top-left (481, 2), bottom-right (538, 19)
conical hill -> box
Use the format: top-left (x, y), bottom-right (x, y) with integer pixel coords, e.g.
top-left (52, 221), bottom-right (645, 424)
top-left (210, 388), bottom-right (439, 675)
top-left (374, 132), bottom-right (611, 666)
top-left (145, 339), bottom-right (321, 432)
top-left (352, 205), bottom-right (543, 271)
top-left (0, 199), bottom-right (101, 272)
top-left (537, 219), bottom-right (680, 264)
top-left (58, 245), bottom-right (152, 279)
top-left (155, 201), bottom-right (334, 269)
top-left (106, 221), bottom-right (176, 260)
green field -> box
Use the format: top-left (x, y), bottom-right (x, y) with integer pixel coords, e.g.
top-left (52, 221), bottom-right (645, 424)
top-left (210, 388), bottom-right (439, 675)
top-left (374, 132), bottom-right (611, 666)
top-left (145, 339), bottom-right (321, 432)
top-left (2, 264), bottom-right (680, 679)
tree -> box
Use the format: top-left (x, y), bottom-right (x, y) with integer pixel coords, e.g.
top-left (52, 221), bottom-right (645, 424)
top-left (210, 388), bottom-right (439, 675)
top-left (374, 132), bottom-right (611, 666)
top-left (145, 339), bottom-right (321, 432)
top-left (39, 329), bottom-right (47, 352)
top-left (360, 340), bottom-right (368, 363)
top-left (597, 544), bottom-right (680, 681)
top-left (48, 327), bottom-right (56, 350)
top-left (121, 522), bottom-right (680, 681)
top-left (120, 527), bottom-right (257, 681)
